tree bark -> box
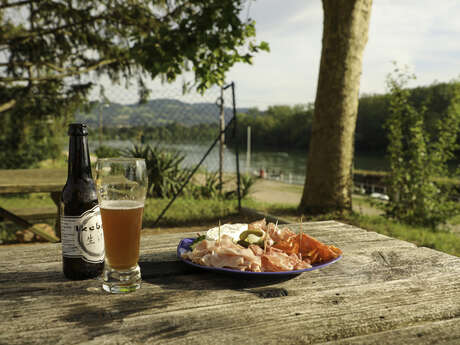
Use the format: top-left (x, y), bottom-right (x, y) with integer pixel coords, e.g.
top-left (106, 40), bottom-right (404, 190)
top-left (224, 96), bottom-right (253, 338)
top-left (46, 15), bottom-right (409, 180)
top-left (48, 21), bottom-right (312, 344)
top-left (299, 0), bottom-right (372, 214)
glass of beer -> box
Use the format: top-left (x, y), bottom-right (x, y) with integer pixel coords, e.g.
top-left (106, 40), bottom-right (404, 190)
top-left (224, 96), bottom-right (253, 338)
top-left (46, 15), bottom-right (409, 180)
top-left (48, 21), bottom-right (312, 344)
top-left (95, 158), bottom-right (147, 293)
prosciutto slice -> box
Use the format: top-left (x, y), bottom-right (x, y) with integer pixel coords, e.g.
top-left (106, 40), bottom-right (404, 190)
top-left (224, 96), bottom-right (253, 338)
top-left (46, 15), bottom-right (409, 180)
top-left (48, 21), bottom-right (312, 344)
top-left (261, 247), bottom-right (311, 272)
top-left (181, 235), bottom-right (262, 272)
top-left (272, 231), bottom-right (342, 264)
top-left (181, 220), bottom-right (342, 272)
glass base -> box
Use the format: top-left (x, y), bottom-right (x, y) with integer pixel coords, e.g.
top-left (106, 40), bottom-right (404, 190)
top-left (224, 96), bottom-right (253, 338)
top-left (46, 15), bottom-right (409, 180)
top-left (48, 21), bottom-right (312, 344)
top-left (102, 263), bottom-right (141, 294)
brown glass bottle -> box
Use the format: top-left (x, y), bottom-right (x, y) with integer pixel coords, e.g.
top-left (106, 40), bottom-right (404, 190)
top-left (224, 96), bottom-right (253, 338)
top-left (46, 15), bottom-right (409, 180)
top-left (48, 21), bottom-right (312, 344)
top-left (61, 123), bottom-right (104, 280)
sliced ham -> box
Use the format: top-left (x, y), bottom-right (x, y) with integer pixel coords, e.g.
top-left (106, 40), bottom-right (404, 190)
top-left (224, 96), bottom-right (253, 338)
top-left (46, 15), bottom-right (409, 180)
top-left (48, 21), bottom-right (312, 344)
top-left (182, 220), bottom-right (342, 272)
top-left (181, 235), bottom-right (261, 271)
top-left (248, 218), bottom-right (266, 231)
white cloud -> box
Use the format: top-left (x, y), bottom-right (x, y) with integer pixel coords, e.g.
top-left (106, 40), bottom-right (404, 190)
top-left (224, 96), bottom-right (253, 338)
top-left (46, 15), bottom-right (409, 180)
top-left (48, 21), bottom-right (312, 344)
top-left (361, 0), bottom-right (460, 93)
top-left (98, 0), bottom-right (460, 109)
top-left (227, 0), bottom-right (322, 109)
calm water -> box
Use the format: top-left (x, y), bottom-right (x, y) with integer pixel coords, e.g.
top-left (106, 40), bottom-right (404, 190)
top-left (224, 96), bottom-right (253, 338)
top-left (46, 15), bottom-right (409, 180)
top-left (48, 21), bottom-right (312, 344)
top-left (92, 140), bottom-right (388, 185)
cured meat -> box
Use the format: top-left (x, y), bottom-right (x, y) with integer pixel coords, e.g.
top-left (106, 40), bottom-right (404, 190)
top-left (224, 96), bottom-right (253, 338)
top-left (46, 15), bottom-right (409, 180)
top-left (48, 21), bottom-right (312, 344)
top-left (261, 247), bottom-right (311, 272)
top-left (271, 230), bottom-right (342, 264)
top-left (266, 223), bottom-right (296, 243)
top-left (181, 220), bottom-right (342, 272)
top-left (181, 235), bottom-right (262, 272)
top-left (296, 233), bottom-right (342, 263)
top-left (248, 218), bottom-right (266, 231)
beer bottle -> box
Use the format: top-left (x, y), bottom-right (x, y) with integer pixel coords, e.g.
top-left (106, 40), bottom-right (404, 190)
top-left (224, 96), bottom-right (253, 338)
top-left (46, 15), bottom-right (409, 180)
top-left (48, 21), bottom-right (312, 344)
top-left (61, 123), bottom-right (104, 280)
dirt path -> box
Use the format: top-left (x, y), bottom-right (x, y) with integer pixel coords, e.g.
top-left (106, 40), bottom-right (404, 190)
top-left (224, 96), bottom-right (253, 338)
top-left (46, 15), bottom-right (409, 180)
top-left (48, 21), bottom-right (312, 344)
top-left (250, 178), bottom-right (382, 216)
top-left (142, 177), bottom-right (460, 235)
top-left (250, 178), bottom-right (303, 205)
top-left (250, 178), bottom-right (460, 235)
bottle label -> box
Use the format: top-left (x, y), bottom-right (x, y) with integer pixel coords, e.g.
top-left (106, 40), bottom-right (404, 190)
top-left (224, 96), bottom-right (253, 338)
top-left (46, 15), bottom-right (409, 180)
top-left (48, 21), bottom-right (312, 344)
top-left (61, 205), bottom-right (105, 263)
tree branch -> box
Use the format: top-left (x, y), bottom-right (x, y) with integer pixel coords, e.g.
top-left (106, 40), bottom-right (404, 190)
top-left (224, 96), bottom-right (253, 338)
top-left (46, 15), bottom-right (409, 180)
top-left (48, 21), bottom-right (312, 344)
top-left (0, 61), bottom-right (33, 67)
top-left (0, 58), bottom-right (118, 82)
top-left (0, 99), bottom-right (16, 113)
top-left (0, 0), bottom-right (36, 10)
top-left (1, 14), bottom-right (106, 43)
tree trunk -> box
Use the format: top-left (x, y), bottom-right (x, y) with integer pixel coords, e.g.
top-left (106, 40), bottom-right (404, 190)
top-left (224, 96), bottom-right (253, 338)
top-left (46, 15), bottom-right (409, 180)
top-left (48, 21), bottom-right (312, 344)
top-left (299, 0), bottom-right (372, 214)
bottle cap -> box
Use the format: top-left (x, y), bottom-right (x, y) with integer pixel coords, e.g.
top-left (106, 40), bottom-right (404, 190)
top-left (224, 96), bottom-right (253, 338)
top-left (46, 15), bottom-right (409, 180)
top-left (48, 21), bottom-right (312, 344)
top-left (68, 123), bottom-right (88, 136)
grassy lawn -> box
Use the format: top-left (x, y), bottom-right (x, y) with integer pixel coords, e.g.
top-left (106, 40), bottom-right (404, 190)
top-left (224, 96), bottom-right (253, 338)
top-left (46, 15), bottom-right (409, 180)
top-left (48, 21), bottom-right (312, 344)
top-left (0, 193), bottom-right (56, 209)
top-left (240, 199), bottom-right (460, 257)
top-left (1, 192), bottom-right (459, 258)
top-left (143, 195), bottom-right (460, 257)
top-left (143, 197), bottom-right (261, 228)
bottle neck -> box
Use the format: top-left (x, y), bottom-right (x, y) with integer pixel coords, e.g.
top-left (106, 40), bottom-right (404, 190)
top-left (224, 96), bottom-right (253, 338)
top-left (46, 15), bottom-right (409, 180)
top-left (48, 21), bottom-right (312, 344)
top-left (67, 135), bottom-right (93, 180)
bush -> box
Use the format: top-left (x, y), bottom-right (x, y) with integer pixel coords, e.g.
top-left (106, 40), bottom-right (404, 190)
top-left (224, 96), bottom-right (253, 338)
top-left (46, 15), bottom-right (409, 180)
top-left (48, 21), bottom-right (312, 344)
top-left (95, 145), bottom-right (122, 158)
top-left (384, 66), bottom-right (460, 229)
top-left (125, 144), bottom-right (190, 198)
top-left (125, 143), bottom-right (254, 201)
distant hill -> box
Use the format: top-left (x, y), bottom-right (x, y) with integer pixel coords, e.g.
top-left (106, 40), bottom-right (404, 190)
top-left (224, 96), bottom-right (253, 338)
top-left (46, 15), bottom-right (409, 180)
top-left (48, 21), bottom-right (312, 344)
top-left (76, 99), bottom-right (249, 128)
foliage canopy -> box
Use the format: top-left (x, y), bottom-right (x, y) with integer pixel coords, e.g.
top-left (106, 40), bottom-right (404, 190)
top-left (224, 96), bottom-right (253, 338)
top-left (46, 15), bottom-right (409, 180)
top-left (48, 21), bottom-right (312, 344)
top-left (0, 0), bottom-right (268, 168)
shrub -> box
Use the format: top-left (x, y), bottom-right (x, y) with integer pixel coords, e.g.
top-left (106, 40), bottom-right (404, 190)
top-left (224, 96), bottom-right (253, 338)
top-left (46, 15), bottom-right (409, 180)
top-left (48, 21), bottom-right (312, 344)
top-left (384, 66), bottom-right (460, 229)
top-left (125, 144), bottom-right (190, 198)
top-left (94, 145), bottom-right (122, 158)
top-left (124, 144), bottom-right (254, 201)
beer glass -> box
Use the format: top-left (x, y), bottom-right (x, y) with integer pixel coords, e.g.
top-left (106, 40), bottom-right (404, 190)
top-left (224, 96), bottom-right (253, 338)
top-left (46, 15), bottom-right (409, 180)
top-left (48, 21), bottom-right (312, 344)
top-left (96, 158), bottom-right (147, 293)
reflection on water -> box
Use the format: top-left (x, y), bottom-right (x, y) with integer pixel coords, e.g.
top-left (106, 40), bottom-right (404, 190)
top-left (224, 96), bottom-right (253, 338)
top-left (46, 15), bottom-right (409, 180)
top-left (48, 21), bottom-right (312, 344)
top-left (91, 140), bottom-right (388, 185)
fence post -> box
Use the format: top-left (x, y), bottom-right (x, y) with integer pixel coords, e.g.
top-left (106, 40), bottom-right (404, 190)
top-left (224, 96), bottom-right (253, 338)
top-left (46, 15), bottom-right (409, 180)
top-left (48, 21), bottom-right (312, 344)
top-left (219, 87), bottom-right (225, 193)
top-left (230, 82), bottom-right (241, 211)
top-left (246, 126), bottom-right (251, 175)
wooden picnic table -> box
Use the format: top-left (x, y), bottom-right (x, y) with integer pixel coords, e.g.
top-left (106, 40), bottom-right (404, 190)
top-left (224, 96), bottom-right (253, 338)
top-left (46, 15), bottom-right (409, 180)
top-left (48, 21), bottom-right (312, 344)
top-left (0, 168), bottom-right (67, 242)
top-left (1, 220), bottom-right (459, 344)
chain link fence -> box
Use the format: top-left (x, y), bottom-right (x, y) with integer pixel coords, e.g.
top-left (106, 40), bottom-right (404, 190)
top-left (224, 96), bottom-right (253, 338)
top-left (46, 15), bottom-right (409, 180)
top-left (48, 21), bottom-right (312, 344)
top-left (80, 82), bottom-right (242, 224)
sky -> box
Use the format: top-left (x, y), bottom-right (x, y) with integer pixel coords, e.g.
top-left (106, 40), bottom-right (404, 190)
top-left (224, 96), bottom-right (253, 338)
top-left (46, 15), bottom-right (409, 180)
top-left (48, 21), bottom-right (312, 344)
top-left (226, 0), bottom-right (460, 109)
top-left (99, 0), bottom-right (460, 109)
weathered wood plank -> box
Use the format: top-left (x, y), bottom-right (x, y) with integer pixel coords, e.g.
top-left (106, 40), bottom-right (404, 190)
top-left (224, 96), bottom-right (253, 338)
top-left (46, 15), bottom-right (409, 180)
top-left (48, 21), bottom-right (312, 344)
top-left (0, 270), bottom-right (459, 345)
top-left (0, 220), bottom-right (410, 256)
top-left (0, 221), bottom-right (459, 345)
top-left (318, 318), bottom-right (460, 345)
top-left (0, 169), bottom-right (66, 194)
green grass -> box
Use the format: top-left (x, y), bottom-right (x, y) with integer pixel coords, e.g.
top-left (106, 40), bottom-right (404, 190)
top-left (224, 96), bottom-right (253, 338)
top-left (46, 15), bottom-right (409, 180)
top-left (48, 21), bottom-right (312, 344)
top-left (448, 213), bottom-right (460, 226)
top-left (0, 222), bottom-right (20, 243)
top-left (240, 199), bottom-right (460, 257)
top-left (0, 193), bottom-right (57, 244)
top-left (143, 197), bottom-right (241, 227)
top-left (1, 192), bottom-right (459, 258)
top-left (0, 193), bottom-right (56, 209)
top-left (37, 154), bottom-right (68, 169)
top-left (345, 214), bottom-right (460, 257)
top-left (0, 194), bottom-right (260, 242)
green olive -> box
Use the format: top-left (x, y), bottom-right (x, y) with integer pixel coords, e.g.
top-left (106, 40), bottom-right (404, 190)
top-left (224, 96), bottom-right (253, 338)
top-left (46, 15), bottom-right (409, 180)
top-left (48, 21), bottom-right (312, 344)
top-left (238, 229), bottom-right (266, 247)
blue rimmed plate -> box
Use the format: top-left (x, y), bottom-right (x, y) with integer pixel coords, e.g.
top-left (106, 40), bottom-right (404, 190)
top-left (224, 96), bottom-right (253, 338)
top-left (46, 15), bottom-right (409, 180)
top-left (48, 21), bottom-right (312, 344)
top-left (177, 237), bottom-right (342, 276)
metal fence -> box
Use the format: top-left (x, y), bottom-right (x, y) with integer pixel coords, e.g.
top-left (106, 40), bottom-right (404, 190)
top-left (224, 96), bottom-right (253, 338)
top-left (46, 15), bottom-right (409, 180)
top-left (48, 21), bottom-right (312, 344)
top-left (88, 82), bottom-right (241, 225)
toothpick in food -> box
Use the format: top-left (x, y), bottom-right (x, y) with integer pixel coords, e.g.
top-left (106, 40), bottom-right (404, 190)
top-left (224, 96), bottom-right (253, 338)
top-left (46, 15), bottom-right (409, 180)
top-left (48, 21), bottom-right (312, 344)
top-left (218, 219), bottom-right (221, 246)
top-left (299, 216), bottom-right (303, 260)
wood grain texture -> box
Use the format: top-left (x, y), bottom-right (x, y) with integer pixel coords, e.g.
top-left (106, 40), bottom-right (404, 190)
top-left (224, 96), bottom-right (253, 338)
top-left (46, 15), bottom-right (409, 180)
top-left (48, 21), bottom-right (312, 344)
top-left (0, 221), bottom-right (459, 345)
top-left (0, 169), bottom-right (66, 194)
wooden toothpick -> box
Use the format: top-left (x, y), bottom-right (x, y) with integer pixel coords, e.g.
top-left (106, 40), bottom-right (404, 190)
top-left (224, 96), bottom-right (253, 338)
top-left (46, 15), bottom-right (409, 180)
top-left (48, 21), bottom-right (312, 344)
top-left (299, 216), bottom-right (303, 258)
top-left (218, 219), bottom-right (221, 246)
top-left (266, 219), bottom-right (278, 254)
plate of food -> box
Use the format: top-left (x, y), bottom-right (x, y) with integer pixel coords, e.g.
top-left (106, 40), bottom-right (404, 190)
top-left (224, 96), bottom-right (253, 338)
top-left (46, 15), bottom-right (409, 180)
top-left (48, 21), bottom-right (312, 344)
top-left (177, 219), bottom-right (342, 276)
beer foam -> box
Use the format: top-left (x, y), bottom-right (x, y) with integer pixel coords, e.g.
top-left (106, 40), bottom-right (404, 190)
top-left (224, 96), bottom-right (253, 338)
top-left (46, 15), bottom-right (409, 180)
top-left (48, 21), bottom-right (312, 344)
top-left (100, 200), bottom-right (144, 210)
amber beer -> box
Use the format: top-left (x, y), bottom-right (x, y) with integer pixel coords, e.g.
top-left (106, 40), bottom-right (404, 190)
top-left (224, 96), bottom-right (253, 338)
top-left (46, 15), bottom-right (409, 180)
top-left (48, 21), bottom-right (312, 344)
top-left (97, 157), bottom-right (147, 293)
top-left (100, 200), bottom-right (144, 270)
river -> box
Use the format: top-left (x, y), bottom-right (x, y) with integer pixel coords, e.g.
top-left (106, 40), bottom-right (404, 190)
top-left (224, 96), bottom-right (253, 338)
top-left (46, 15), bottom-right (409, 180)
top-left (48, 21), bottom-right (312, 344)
top-left (92, 140), bottom-right (388, 185)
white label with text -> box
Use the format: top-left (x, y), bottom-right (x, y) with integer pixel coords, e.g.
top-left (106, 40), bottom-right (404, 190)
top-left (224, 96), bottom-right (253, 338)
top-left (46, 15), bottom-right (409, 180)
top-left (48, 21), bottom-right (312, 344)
top-left (61, 205), bottom-right (105, 263)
